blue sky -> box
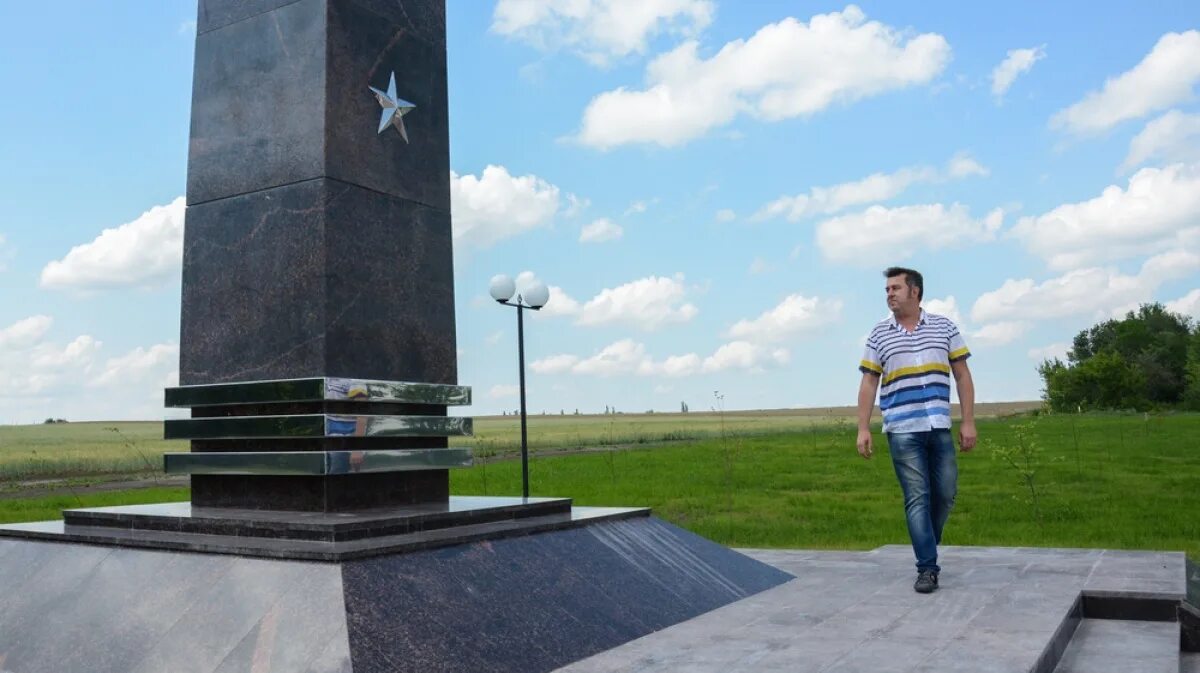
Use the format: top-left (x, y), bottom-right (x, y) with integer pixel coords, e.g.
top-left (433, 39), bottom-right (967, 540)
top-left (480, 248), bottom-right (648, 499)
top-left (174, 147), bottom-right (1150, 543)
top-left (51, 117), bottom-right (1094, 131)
top-left (1, 1), bottom-right (1198, 423)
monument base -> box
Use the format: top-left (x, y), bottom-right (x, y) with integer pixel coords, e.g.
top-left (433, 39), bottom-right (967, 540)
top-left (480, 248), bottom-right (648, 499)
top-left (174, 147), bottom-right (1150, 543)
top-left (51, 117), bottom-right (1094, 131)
top-left (0, 506), bottom-right (793, 673)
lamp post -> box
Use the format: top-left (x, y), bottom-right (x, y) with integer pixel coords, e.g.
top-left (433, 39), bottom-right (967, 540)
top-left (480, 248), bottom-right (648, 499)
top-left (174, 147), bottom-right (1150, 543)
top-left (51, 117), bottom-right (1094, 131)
top-left (489, 274), bottom-right (550, 499)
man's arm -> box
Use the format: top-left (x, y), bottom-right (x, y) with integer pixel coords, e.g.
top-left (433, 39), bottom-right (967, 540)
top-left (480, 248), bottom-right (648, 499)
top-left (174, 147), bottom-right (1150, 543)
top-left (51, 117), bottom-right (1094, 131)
top-left (950, 359), bottom-right (976, 451)
top-left (856, 372), bottom-right (880, 459)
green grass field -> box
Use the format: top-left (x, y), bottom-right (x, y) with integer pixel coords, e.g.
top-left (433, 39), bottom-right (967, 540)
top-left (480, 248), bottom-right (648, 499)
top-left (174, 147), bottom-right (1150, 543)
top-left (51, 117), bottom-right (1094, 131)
top-left (450, 412), bottom-right (1200, 559)
top-left (0, 409), bottom-right (1196, 560)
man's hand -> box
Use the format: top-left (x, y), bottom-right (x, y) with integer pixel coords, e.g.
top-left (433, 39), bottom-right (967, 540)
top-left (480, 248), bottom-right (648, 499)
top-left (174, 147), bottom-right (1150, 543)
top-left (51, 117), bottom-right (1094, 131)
top-left (958, 420), bottom-right (977, 452)
top-left (856, 429), bottom-right (873, 459)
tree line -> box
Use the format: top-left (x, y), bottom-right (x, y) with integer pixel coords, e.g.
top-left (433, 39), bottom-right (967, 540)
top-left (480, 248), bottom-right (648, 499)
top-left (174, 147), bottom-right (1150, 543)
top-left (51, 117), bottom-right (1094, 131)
top-left (1037, 303), bottom-right (1200, 412)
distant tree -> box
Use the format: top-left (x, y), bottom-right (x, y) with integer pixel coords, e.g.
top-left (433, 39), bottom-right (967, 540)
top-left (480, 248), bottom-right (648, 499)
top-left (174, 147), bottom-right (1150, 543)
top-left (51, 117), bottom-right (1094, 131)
top-left (1038, 303), bottom-right (1195, 411)
top-left (1185, 328), bottom-right (1200, 411)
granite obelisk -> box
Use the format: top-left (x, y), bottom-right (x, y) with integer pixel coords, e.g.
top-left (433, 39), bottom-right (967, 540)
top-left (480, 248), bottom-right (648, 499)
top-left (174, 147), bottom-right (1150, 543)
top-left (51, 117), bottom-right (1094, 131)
top-left (167, 0), bottom-right (472, 511)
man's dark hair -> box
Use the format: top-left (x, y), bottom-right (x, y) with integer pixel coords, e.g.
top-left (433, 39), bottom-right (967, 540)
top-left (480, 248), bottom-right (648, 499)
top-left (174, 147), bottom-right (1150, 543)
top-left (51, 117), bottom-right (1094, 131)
top-left (884, 267), bottom-right (923, 300)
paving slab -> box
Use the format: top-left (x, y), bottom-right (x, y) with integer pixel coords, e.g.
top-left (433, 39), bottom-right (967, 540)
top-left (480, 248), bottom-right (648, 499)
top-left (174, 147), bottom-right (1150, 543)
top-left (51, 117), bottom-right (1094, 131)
top-left (556, 546), bottom-right (1187, 673)
top-left (1052, 619), bottom-right (1178, 673)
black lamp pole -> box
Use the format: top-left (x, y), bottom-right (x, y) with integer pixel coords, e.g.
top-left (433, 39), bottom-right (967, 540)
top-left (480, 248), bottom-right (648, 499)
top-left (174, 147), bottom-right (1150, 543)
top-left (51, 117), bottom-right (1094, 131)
top-left (499, 294), bottom-right (540, 499)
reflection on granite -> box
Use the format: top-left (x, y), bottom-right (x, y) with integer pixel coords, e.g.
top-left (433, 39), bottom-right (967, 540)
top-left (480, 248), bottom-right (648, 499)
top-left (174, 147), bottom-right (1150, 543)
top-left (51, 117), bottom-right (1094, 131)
top-left (164, 414), bottom-right (472, 440)
top-left (165, 377), bottom-right (471, 408)
top-left (0, 541), bottom-right (352, 673)
top-left (163, 448), bottom-right (473, 476)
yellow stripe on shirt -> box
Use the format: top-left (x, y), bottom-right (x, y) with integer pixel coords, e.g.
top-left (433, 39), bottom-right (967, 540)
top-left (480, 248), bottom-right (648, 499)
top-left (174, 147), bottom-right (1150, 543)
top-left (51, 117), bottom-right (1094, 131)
top-left (860, 360), bottom-right (882, 374)
top-left (949, 347), bottom-right (970, 361)
top-left (882, 362), bottom-right (950, 385)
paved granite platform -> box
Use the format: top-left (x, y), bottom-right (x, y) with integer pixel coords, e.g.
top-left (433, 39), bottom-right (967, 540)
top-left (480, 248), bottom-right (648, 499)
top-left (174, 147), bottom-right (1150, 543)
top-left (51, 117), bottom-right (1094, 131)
top-left (555, 544), bottom-right (1189, 673)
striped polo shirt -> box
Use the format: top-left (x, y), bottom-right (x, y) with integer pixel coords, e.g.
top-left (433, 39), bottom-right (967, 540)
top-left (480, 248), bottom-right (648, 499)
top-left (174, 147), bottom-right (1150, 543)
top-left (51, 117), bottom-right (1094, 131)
top-left (859, 310), bottom-right (970, 433)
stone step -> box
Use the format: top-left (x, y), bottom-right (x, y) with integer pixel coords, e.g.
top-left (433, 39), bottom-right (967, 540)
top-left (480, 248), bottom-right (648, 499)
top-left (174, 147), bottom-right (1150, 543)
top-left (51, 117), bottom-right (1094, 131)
top-left (1181, 652), bottom-right (1200, 673)
top-left (1053, 619), bottom-right (1178, 673)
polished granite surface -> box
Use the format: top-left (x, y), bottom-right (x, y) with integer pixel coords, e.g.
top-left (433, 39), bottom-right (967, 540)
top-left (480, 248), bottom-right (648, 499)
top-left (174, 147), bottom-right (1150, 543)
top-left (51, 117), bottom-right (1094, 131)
top-left (0, 497), bottom-right (646, 561)
top-left (0, 540), bottom-right (1186, 672)
top-left (0, 516), bottom-right (791, 673)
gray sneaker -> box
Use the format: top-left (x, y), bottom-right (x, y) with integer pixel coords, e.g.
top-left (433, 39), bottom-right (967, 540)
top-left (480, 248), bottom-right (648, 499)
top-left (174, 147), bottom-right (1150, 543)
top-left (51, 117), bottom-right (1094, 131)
top-left (914, 570), bottom-right (939, 593)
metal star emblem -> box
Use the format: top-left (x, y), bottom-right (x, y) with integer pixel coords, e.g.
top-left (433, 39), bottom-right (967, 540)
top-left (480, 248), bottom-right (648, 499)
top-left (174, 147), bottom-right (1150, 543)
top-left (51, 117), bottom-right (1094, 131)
top-left (369, 72), bottom-right (416, 142)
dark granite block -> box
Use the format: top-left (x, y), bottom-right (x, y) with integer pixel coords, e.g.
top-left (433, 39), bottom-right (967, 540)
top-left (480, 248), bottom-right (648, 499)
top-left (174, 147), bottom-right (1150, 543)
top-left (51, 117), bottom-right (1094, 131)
top-left (325, 0), bottom-right (450, 210)
top-left (1181, 601), bottom-right (1200, 652)
top-left (180, 178), bottom-right (326, 384)
top-left (322, 180), bottom-right (455, 381)
top-left (180, 179), bottom-right (455, 386)
top-left (190, 0), bottom-right (449, 209)
top-left (190, 469), bottom-right (449, 511)
top-left (188, 0), bottom-right (326, 204)
top-left (341, 517), bottom-right (793, 673)
top-left (197, 0), bottom-right (307, 34)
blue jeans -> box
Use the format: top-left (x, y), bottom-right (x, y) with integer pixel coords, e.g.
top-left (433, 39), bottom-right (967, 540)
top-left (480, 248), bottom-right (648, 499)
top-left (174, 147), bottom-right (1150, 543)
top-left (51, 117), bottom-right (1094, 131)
top-left (887, 430), bottom-right (957, 573)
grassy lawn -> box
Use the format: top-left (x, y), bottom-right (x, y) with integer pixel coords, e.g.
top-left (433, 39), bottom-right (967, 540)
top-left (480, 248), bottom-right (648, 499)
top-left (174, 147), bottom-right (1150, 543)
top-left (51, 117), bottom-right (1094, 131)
top-left (451, 412), bottom-right (1200, 560)
top-left (0, 410), bottom-right (1195, 561)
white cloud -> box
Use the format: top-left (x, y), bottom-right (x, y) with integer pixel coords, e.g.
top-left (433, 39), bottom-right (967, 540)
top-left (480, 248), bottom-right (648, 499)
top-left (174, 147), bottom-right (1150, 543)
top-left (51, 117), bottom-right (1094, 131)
top-left (715, 208), bottom-right (737, 223)
top-left (971, 251), bottom-right (1198, 324)
top-left (1122, 110), bottom-right (1200, 172)
top-left (947, 153), bottom-right (989, 179)
top-left (727, 294), bottom-right (841, 343)
top-left (754, 153), bottom-right (986, 222)
top-left (747, 258), bottom-right (774, 275)
top-left (923, 296), bottom-right (962, 325)
top-left (576, 6), bottom-right (950, 148)
top-left (816, 203), bottom-right (1002, 265)
top-left (40, 196), bottom-right (185, 291)
top-left (1050, 30), bottom-right (1200, 134)
top-left (89, 342), bottom-right (178, 388)
top-left (575, 274), bottom-right (699, 330)
top-left (451, 165), bottom-right (570, 249)
top-left (0, 315), bottom-right (53, 350)
top-left (1166, 288), bottom-right (1200, 319)
top-left (32, 335), bottom-right (101, 370)
top-left (625, 200), bottom-right (651, 215)
top-left (971, 321), bottom-right (1031, 346)
top-left (485, 330), bottom-right (505, 346)
top-left (530, 353), bottom-right (581, 374)
top-left (491, 0), bottom-right (714, 67)
top-left (0, 315), bottom-right (101, 398)
top-left (990, 45), bottom-right (1046, 97)
top-left (1010, 163), bottom-right (1200, 270)
top-left (579, 218), bottom-right (624, 243)
top-left (488, 384), bottom-right (520, 399)
top-left (1028, 342), bottom-right (1071, 362)
top-left (541, 339), bottom-right (696, 378)
top-left (701, 341), bottom-right (790, 373)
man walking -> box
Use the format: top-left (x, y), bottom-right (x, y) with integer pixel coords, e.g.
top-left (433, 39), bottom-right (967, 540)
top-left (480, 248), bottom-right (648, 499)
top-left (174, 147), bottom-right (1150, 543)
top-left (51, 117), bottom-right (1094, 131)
top-left (856, 267), bottom-right (976, 593)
